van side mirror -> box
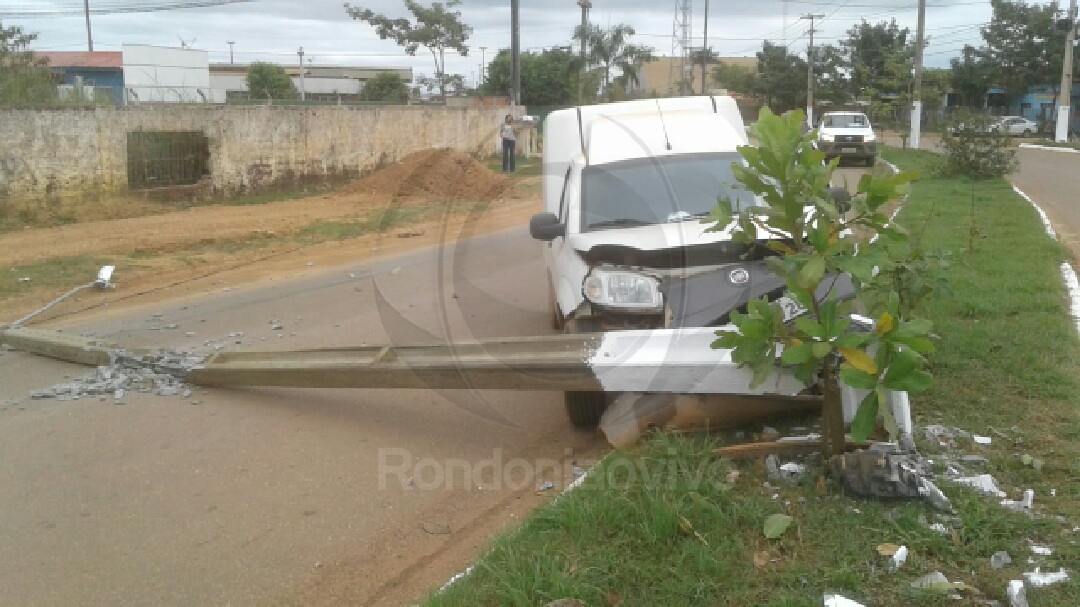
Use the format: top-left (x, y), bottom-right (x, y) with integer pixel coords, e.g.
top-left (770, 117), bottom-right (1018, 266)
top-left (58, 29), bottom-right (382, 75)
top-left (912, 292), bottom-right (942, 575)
top-left (530, 212), bottom-right (565, 241)
top-left (826, 187), bottom-right (852, 214)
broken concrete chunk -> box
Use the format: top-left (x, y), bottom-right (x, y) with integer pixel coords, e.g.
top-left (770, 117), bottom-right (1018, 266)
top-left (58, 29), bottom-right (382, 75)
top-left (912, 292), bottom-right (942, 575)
top-left (991, 551), bottom-right (1012, 569)
top-left (537, 481), bottom-right (555, 492)
top-left (1022, 568), bottom-right (1069, 587)
top-left (953, 474), bottom-right (1007, 498)
top-left (973, 435), bottom-right (992, 445)
top-left (1001, 489), bottom-right (1035, 513)
top-left (1007, 580), bottom-right (1028, 607)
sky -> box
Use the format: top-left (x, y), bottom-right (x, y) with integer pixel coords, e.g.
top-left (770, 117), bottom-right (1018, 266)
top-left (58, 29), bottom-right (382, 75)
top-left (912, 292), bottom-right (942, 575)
top-left (1, 0), bottom-right (1044, 86)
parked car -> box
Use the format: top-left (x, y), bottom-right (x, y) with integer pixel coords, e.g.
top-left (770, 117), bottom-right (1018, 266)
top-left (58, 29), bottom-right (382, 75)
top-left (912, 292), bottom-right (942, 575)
top-left (990, 116), bottom-right (1037, 136)
top-left (814, 111), bottom-right (878, 166)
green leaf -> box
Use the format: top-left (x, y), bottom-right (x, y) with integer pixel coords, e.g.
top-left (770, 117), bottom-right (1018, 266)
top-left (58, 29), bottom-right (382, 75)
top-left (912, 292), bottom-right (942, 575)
top-left (781, 342), bottom-right (813, 365)
top-left (763, 513), bottom-right (794, 539)
top-left (850, 391), bottom-right (880, 441)
top-left (840, 365), bottom-right (878, 390)
top-left (794, 317), bottom-right (826, 340)
top-left (798, 256), bottom-right (826, 290)
top-left (811, 341), bottom-right (832, 359)
top-left (884, 368), bottom-right (933, 393)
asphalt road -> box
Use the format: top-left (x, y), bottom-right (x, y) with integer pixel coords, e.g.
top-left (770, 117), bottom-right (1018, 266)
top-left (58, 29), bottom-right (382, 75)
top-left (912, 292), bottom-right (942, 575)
top-left (1012, 147), bottom-right (1080, 261)
top-left (0, 167), bottom-right (871, 606)
top-left (0, 225), bottom-right (610, 606)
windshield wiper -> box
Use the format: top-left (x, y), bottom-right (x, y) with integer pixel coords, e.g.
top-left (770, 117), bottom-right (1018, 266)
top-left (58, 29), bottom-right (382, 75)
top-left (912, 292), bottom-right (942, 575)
top-left (588, 218), bottom-right (653, 230)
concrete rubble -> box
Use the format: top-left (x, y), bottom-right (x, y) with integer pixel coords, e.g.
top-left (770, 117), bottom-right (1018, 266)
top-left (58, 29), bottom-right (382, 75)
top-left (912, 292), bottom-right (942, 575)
top-left (28, 349), bottom-right (205, 403)
top-left (990, 551), bottom-right (1012, 569)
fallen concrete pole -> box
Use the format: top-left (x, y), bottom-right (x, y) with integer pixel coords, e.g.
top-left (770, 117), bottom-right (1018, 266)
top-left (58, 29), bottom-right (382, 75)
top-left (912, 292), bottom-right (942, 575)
top-left (0, 327), bottom-right (117, 367)
top-left (1, 326), bottom-right (913, 440)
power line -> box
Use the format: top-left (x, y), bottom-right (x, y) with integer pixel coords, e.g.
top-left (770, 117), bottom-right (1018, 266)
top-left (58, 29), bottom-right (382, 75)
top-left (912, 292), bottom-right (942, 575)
top-left (1, 0), bottom-right (251, 18)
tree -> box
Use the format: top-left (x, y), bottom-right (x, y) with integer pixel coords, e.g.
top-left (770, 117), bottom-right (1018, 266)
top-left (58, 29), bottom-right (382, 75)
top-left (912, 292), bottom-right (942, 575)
top-left (813, 44), bottom-right (850, 107)
top-left (976, 0), bottom-right (1078, 106)
top-left (573, 23), bottom-right (653, 99)
top-left (842, 19), bottom-right (912, 101)
top-left (245, 62), bottom-right (297, 100)
top-left (709, 108), bottom-right (931, 453)
top-left (483, 47), bottom-right (582, 105)
top-left (950, 46), bottom-right (993, 108)
top-left (753, 42), bottom-right (807, 112)
top-left (361, 71), bottom-right (408, 103)
top-left (345, 0), bottom-right (471, 101)
top-left (0, 22), bottom-right (57, 106)
top-left (711, 60), bottom-right (756, 95)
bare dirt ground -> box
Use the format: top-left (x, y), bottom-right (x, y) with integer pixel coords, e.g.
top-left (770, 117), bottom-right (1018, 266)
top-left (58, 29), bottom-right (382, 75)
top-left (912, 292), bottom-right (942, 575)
top-left (0, 150), bottom-right (537, 325)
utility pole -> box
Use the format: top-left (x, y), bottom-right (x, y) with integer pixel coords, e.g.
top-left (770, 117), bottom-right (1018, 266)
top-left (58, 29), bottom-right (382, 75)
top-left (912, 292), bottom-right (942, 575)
top-left (910, 0), bottom-right (927, 149)
top-left (1056, 0), bottom-right (1078, 142)
top-left (84, 0), bottom-right (93, 51)
top-left (297, 46), bottom-right (305, 101)
top-left (801, 14), bottom-right (823, 126)
top-left (578, 0), bottom-right (591, 104)
top-left (227, 41), bottom-right (235, 65)
top-left (479, 46), bottom-right (487, 88)
top-left (511, 0), bottom-right (521, 105)
top-left (701, 0), bottom-right (709, 94)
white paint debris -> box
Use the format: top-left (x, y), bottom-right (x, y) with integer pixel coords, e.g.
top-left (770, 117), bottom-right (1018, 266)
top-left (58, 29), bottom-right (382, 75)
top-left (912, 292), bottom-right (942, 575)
top-left (1023, 568), bottom-right (1069, 587)
top-left (1029, 544), bottom-right (1053, 556)
top-left (1001, 489), bottom-right (1035, 512)
top-left (973, 435), bottom-right (992, 445)
top-left (1007, 580), bottom-right (1029, 607)
top-left (780, 462), bottom-right (805, 476)
top-left (824, 595), bottom-right (866, 607)
top-left (889, 545), bottom-right (909, 571)
top-left (953, 474), bottom-right (1007, 498)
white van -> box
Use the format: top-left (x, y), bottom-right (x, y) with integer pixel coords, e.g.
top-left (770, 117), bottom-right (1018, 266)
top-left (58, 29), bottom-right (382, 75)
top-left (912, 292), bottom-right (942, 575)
top-left (530, 97), bottom-right (852, 425)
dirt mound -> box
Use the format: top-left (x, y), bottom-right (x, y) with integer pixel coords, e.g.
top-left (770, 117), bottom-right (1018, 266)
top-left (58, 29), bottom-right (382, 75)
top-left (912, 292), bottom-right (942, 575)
top-left (348, 149), bottom-right (513, 201)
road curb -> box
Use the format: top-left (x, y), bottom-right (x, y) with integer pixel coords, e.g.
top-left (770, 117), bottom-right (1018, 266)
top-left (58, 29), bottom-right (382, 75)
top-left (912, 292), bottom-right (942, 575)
top-left (1011, 185), bottom-right (1080, 335)
top-left (1018, 143), bottom-right (1080, 154)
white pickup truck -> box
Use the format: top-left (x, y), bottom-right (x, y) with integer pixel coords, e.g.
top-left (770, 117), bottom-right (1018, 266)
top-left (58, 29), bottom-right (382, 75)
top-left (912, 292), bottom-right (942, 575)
top-left (530, 96), bottom-right (853, 425)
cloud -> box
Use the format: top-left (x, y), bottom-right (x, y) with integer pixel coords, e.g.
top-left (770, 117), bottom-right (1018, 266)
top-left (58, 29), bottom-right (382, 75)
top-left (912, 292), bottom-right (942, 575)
top-left (11, 0), bottom-right (998, 81)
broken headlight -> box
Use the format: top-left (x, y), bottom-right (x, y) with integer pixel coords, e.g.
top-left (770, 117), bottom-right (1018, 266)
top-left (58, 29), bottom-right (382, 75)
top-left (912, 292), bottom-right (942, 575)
top-left (583, 269), bottom-right (663, 312)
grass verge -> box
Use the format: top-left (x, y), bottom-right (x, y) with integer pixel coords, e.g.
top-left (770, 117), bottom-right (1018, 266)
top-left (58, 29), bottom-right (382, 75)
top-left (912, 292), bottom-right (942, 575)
top-left (425, 148), bottom-right (1080, 606)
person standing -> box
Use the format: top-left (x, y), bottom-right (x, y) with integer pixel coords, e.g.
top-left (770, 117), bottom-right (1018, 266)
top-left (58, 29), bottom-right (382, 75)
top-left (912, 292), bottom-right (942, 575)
top-left (500, 114), bottom-right (517, 173)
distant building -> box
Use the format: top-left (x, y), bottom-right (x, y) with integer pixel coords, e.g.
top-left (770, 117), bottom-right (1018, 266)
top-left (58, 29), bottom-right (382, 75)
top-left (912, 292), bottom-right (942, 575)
top-left (36, 45), bottom-right (221, 104)
top-left (983, 84), bottom-right (1080, 134)
top-left (36, 51), bottom-right (124, 104)
top-left (638, 56), bottom-right (758, 97)
top-left (209, 64), bottom-right (413, 102)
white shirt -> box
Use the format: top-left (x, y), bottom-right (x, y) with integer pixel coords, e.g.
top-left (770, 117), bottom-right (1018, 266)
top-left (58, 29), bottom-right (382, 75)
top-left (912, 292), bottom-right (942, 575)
top-left (500, 123), bottom-right (516, 141)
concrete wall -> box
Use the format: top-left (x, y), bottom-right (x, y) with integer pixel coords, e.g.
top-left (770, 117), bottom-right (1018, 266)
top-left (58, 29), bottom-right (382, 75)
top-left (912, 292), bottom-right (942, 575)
top-left (0, 105), bottom-right (523, 207)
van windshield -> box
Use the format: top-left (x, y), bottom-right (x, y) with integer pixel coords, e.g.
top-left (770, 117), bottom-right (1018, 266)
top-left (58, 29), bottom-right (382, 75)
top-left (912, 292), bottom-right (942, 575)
top-left (822, 114), bottom-right (869, 128)
top-left (581, 153), bottom-right (755, 231)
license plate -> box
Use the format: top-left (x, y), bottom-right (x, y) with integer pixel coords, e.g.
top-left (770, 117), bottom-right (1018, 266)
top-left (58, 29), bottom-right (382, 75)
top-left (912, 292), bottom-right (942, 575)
top-left (776, 296), bottom-right (809, 323)
top-left (841, 147), bottom-right (857, 153)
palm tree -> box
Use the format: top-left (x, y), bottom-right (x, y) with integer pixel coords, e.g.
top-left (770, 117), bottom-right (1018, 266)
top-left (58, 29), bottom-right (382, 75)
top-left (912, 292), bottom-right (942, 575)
top-left (573, 23), bottom-right (654, 99)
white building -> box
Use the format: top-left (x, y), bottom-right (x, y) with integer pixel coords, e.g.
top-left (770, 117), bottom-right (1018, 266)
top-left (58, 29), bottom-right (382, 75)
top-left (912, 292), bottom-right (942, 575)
top-left (209, 64), bottom-right (413, 102)
top-left (122, 44), bottom-right (223, 104)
